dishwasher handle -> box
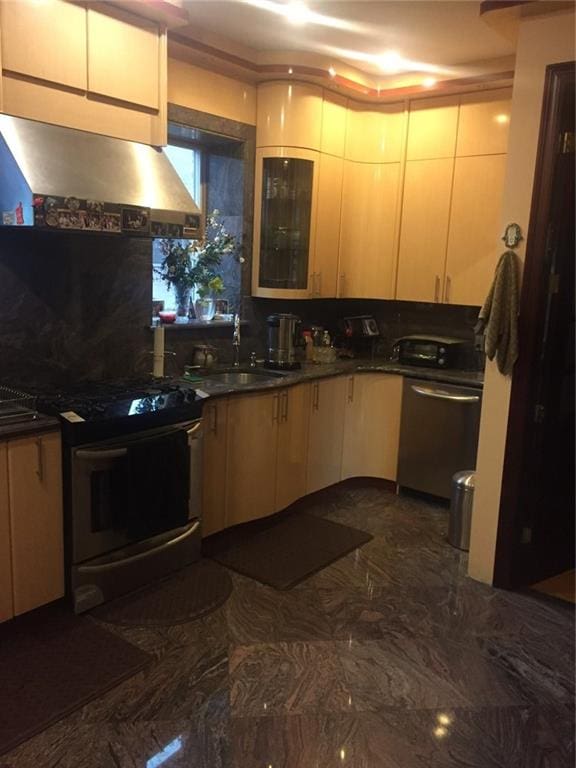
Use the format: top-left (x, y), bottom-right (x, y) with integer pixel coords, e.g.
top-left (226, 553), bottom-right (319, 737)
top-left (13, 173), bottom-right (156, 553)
top-left (411, 385), bottom-right (480, 403)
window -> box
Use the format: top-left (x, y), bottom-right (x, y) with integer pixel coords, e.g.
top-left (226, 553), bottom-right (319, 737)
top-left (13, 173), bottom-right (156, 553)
top-left (152, 142), bottom-right (202, 310)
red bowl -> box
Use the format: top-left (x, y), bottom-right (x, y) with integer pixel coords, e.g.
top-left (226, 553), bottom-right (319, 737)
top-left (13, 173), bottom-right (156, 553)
top-left (158, 311), bottom-right (177, 324)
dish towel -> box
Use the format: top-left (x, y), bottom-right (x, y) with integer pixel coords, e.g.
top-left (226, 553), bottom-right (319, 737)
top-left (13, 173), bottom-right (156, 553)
top-left (475, 250), bottom-right (520, 376)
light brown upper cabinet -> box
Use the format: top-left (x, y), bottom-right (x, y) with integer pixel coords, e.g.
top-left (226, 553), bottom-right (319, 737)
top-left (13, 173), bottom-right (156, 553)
top-left (202, 399), bottom-right (229, 537)
top-left (312, 152), bottom-right (343, 298)
top-left (339, 161), bottom-right (401, 299)
top-left (0, 443), bottom-right (12, 623)
top-left (345, 101), bottom-right (405, 163)
top-left (276, 384), bottom-right (311, 511)
top-left (256, 82), bottom-right (323, 150)
top-left (341, 374), bottom-right (403, 481)
top-left (306, 376), bottom-right (346, 494)
top-left (252, 147), bottom-right (320, 299)
top-left (396, 158), bottom-right (455, 303)
top-left (87, 7), bottom-right (160, 110)
top-left (320, 91), bottom-right (347, 157)
top-left (456, 89), bottom-right (512, 157)
top-left (406, 95), bottom-right (459, 161)
top-left (225, 391), bottom-right (280, 527)
top-left (8, 432), bottom-right (64, 617)
top-left (444, 154), bottom-right (508, 306)
top-left (0, 0), bottom-right (87, 90)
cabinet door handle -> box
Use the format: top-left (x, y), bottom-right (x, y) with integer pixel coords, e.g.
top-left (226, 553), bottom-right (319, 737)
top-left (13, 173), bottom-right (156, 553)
top-left (312, 382), bottom-right (320, 411)
top-left (347, 376), bottom-right (355, 403)
top-left (272, 393), bottom-right (280, 422)
top-left (316, 272), bottom-right (322, 297)
top-left (445, 275), bottom-right (451, 303)
top-left (211, 404), bottom-right (218, 436)
top-left (435, 275), bottom-right (440, 303)
top-left (309, 272), bottom-right (316, 297)
top-left (35, 437), bottom-right (44, 483)
top-left (281, 391), bottom-right (289, 422)
top-left (339, 273), bottom-right (346, 298)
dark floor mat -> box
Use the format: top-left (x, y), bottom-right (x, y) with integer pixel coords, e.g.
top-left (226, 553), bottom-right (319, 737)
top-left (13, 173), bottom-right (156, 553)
top-left (0, 606), bottom-right (151, 757)
top-left (92, 560), bottom-right (233, 627)
top-left (211, 512), bottom-right (372, 590)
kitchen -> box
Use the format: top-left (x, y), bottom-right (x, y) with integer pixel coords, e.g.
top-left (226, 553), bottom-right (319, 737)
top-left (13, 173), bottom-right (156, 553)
top-left (0, 1), bottom-right (574, 765)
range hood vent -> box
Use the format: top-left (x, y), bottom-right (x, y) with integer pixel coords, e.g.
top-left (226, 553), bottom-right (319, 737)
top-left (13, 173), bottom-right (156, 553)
top-left (0, 115), bottom-right (202, 238)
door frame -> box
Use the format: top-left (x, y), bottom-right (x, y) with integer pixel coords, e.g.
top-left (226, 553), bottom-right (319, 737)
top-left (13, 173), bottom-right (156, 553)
top-left (493, 60), bottom-right (575, 588)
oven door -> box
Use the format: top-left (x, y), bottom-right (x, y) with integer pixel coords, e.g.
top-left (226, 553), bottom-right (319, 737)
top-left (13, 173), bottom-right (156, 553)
top-left (71, 419), bottom-right (202, 565)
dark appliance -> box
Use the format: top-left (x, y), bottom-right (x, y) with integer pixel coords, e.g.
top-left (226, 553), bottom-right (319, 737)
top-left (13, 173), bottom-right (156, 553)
top-left (393, 335), bottom-right (469, 369)
top-left (397, 378), bottom-right (482, 498)
top-left (37, 378), bottom-right (207, 613)
top-left (265, 313), bottom-right (302, 370)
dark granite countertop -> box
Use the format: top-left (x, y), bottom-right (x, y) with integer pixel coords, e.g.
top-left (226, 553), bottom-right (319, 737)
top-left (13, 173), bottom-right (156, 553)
top-left (0, 415), bottom-right (61, 441)
top-left (187, 359), bottom-right (484, 399)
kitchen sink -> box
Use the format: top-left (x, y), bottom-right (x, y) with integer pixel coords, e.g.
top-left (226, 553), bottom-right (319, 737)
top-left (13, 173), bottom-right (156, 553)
top-left (201, 370), bottom-right (286, 385)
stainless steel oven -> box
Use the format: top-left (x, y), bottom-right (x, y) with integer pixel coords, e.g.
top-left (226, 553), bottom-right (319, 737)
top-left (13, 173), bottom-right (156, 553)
top-left (70, 418), bottom-right (203, 612)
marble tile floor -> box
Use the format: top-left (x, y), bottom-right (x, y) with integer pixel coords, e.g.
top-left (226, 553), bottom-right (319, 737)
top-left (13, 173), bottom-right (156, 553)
top-left (4, 484), bottom-right (574, 767)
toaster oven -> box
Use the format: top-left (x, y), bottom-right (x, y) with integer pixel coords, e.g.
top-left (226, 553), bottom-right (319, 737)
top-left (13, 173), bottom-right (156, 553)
top-left (393, 335), bottom-right (468, 369)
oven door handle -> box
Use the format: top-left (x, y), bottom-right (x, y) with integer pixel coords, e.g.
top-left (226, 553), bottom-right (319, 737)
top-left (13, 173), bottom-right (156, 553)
top-left (75, 447), bottom-right (128, 461)
top-left (411, 385), bottom-right (480, 403)
top-left (76, 520), bottom-right (200, 573)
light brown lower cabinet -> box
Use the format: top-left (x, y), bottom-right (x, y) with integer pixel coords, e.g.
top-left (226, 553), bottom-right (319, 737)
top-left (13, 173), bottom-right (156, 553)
top-left (225, 391), bottom-right (280, 527)
top-left (276, 383), bottom-right (311, 510)
top-left (306, 376), bottom-right (347, 494)
top-left (202, 398), bottom-right (229, 537)
top-left (0, 443), bottom-right (13, 623)
top-left (6, 432), bottom-right (64, 617)
top-left (341, 374), bottom-right (403, 481)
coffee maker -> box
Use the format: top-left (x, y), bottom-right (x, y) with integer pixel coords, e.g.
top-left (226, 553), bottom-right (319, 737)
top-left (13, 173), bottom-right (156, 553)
top-left (265, 313), bottom-right (301, 370)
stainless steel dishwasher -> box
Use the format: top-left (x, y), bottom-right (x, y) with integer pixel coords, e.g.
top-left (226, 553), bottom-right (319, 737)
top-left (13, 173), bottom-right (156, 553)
top-left (397, 378), bottom-right (482, 499)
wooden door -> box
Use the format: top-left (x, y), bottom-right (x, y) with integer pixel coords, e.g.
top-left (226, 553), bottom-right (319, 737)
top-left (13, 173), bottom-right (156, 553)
top-left (225, 392), bottom-right (279, 527)
top-left (0, 0), bottom-right (87, 90)
top-left (396, 158), bottom-right (454, 302)
top-left (306, 376), bottom-right (346, 494)
top-left (406, 95), bottom-right (459, 160)
top-left (345, 102), bottom-right (405, 162)
top-left (87, 6), bottom-right (160, 110)
top-left (313, 153), bottom-right (343, 298)
top-left (256, 82), bottom-right (323, 150)
top-left (8, 432), bottom-right (64, 616)
top-left (341, 374), bottom-right (403, 481)
top-left (445, 154), bottom-right (508, 306)
top-left (339, 161), bottom-right (401, 299)
top-left (276, 384), bottom-right (311, 511)
top-left (202, 399), bottom-right (229, 537)
top-left (457, 89), bottom-right (512, 157)
top-left (0, 443), bottom-right (13, 623)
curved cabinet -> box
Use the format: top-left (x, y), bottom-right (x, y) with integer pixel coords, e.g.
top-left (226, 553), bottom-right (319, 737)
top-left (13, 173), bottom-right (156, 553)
top-left (256, 81), bottom-right (323, 150)
top-left (252, 147), bottom-right (320, 299)
top-left (406, 95), bottom-right (459, 161)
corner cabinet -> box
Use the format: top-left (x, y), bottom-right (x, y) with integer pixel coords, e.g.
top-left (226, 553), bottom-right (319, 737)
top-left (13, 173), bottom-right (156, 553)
top-left (252, 148), bottom-right (320, 299)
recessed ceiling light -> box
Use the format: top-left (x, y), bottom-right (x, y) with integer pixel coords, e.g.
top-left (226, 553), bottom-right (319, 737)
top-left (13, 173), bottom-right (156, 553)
top-left (423, 77), bottom-right (437, 88)
top-left (328, 66), bottom-right (336, 77)
top-left (286, 1), bottom-right (312, 25)
top-left (288, 67), bottom-right (293, 74)
top-left (377, 51), bottom-right (406, 74)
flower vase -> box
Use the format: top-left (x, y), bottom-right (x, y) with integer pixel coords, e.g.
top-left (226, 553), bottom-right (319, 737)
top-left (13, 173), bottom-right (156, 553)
top-left (175, 285), bottom-right (191, 323)
top-left (194, 298), bottom-right (216, 323)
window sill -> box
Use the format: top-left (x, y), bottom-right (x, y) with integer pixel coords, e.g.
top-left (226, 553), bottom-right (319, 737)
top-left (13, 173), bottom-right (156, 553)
top-left (148, 320), bottom-right (249, 331)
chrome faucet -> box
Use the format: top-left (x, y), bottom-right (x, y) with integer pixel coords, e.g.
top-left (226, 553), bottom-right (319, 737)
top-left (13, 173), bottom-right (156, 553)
top-left (232, 313), bottom-right (241, 367)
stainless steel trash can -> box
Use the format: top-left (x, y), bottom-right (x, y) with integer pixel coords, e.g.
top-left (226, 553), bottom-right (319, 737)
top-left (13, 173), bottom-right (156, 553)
top-left (449, 471), bottom-right (475, 551)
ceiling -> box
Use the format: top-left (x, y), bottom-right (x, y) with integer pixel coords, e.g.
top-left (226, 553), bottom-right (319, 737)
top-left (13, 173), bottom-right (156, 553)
top-left (180, 0), bottom-right (516, 79)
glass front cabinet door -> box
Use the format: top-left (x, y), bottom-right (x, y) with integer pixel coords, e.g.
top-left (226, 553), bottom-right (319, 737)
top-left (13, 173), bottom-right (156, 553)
top-left (252, 148), bottom-right (320, 298)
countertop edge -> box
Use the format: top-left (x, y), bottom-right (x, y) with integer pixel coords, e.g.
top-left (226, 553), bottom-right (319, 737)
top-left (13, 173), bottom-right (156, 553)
top-left (0, 416), bottom-right (61, 441)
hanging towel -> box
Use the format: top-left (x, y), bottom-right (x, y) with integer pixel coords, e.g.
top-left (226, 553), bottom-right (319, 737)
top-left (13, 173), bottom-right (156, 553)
top-left (474, 250), bottom-right (520, 376)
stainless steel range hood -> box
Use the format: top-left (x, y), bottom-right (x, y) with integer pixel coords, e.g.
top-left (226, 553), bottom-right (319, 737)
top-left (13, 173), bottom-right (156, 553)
top-left (0, 115), bottom-right (202, 237)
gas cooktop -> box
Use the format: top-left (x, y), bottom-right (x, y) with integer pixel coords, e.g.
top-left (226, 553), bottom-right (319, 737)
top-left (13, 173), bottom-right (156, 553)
top-left (36, 377), bottom-right (207, 444)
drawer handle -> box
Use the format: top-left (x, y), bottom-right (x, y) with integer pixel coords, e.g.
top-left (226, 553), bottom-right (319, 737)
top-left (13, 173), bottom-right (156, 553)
top-left (35, 438), bottom-right (44, 482)
top-left (435, 275), bottom-right (440, 303)
top-left (411, 385), bottom-right (479, 403)
top-left (445, 275), bottom-right (451, 303)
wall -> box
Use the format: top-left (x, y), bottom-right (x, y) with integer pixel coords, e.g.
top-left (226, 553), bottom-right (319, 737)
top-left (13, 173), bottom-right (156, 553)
top-left (468, 10), bottom-right (575, 584)
top-left (0, 229), bottom-right (151, 388)
top-left (167, 58), bottom-right (257, 125)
